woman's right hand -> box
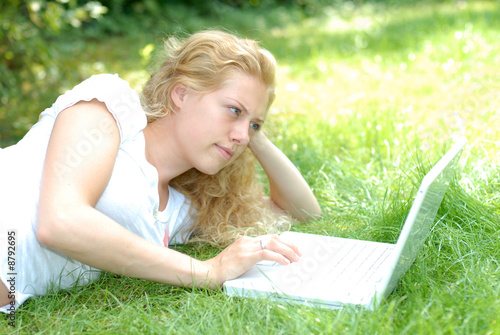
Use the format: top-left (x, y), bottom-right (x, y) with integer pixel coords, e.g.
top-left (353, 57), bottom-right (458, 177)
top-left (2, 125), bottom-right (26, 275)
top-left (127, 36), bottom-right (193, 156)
top-left (204, 234), bottom-right (302, 286)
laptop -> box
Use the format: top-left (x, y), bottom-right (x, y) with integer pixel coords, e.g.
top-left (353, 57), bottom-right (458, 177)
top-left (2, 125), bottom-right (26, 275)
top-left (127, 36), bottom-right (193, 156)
top-left (224, 138), bottom-right (467, 309)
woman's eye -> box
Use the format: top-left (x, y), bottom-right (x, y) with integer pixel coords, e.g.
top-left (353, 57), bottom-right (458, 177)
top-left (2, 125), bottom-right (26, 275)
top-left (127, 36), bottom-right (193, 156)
top-left (250, 123), bottom-right (261, 131)
top-left (229, 107), bottom-right (241, 116)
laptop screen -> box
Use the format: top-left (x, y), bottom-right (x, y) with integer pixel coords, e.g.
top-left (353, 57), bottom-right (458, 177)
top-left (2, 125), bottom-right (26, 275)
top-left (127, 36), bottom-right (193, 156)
top-left (378, 138), bottom-right (466, 297)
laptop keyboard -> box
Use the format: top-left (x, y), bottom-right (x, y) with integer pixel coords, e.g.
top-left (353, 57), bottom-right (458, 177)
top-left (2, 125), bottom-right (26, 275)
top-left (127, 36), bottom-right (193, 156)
top-left (327, 242), bottom-right (392, 285)
top-left (304, 240), bottom-right (393, 299)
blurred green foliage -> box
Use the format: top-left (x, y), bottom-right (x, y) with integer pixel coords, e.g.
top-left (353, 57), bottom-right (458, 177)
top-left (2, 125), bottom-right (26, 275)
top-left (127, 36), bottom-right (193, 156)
top-left (0, 0), bottom-right (451, 147)
top-left (0, 0), bottom-right (337, 146)
top-left (0, 0), bottom-right (108, 146)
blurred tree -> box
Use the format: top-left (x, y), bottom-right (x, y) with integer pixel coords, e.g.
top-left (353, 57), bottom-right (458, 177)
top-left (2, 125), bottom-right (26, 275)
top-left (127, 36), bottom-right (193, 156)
top-left (0, 0), bottom-right (107, 146)
top-left (0, 0), bottom-right (334, 146)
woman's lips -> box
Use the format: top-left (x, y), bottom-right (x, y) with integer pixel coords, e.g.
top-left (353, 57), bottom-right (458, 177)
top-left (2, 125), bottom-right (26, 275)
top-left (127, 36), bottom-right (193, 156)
top-left (216, 145), bottom-right (234, 160)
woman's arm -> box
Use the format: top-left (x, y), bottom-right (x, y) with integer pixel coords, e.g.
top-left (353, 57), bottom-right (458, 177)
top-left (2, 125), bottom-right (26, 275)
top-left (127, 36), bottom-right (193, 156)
top-left (36, 100), bottom-right (300, 289)
top-left (248, 131), bottom-right (321, 222)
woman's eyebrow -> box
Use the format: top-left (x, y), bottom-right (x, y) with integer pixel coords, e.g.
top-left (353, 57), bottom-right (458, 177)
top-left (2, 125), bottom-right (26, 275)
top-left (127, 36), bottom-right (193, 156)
top-left (253, 116), bottom-right (265, 124)
top-left (229, 98), bottom-right (247, 112)
top-left (231, 98), bottom-right (264, 122)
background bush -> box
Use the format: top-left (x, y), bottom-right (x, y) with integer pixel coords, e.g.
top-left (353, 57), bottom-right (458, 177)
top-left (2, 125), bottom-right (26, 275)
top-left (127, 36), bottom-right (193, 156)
top-left (0, 0), bottom-right (107, 146)
top-left (2, 0), bottom-right (457, 147)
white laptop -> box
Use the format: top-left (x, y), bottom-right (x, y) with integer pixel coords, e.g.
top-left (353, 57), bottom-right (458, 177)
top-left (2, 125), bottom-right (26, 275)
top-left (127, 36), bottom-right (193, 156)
top-left (224, 138), bottom-right (467, 309)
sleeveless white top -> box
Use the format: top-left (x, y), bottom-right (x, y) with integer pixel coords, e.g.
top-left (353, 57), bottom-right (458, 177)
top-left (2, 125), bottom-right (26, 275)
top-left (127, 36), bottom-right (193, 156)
top-left (0, 74), bottom-right (194, 311)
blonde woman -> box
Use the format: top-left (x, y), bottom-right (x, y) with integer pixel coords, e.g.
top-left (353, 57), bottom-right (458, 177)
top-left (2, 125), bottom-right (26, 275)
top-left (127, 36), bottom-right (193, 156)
top-left (0, 30), bottom-right (321, 311)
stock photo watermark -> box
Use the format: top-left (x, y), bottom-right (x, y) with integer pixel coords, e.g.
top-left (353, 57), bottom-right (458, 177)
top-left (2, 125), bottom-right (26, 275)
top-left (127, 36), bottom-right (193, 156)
top-left (52, 92), bottom-right (138, 177)
top-left (6, 230), bottom-right (17, 326)
top-left (279, 235), bottom-right (340, 290)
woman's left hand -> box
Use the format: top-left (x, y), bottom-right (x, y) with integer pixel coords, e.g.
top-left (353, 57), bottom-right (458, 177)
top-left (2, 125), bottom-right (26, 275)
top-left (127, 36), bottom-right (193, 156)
top-left (248, 131), bottom-right (322, 222)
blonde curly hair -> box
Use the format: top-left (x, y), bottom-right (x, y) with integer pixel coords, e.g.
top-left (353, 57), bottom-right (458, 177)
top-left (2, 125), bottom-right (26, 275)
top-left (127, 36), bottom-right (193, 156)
top-left (141, 30), bottom-right (291, 246)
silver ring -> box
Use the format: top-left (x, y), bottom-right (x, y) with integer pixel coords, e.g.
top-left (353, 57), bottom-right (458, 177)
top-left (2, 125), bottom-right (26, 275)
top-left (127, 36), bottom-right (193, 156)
top-left (260, 239), bottom-right (267, 250)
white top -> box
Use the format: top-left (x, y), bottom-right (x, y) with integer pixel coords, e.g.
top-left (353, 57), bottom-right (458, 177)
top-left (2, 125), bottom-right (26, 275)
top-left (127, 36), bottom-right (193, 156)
top-left (0, 74), bottom-right (195, 312)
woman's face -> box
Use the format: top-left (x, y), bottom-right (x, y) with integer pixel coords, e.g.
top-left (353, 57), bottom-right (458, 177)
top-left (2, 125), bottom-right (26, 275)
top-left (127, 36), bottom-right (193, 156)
top-left (171, 71), bottom-right (269, 175)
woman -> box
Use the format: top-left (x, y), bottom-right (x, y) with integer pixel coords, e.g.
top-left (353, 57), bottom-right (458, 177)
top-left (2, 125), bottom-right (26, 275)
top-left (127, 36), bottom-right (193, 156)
top-left (0, 30), bottom-right (321, 311)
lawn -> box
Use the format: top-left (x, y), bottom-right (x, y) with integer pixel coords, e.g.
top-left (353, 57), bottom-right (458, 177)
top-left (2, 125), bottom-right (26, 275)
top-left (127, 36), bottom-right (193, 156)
top-left (2, 0), bottom-right (499, 334)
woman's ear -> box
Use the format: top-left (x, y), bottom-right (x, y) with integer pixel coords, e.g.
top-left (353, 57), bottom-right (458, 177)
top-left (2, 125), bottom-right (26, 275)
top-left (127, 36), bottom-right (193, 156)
top-left (171, 83), bottom-right (188, 110)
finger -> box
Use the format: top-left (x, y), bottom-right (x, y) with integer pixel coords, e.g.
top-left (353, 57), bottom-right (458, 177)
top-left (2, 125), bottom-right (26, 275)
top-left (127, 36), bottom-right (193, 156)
top-left (257, 236), bottom-right (301, 263)
top-left (260, 249), bottom-right (291, 265)
top-left (274, 235), bottom-right (302, 257)
top-left (264, 234), bottom-right (302, 258)
top-left (268, 239), bottom-right (301, 263)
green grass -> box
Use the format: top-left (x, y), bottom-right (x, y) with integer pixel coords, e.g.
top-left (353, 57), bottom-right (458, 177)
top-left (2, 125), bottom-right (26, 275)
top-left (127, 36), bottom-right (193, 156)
top-left (2, 1), bottom-right (500, 334)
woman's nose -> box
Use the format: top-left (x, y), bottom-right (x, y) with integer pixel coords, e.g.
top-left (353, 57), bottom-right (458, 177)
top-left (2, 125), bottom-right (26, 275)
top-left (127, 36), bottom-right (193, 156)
top-left (230, 120), bottom-right (250, 145)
